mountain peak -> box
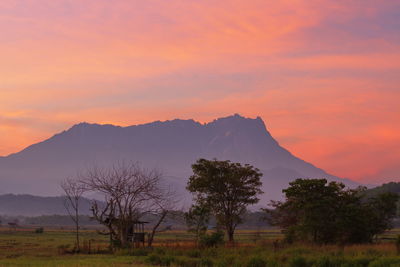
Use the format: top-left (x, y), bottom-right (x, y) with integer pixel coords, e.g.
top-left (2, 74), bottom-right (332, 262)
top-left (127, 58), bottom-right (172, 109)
top-left (206, 114), bottom-right (269, 135)
top-left (0, 114), bottom-right (358, 200)
top-left (207, 113), bottom-right (264, 125)
top-left (65, 122), bottom-right (122, 135)
top-left (68, 122), bottom-right (91, 130)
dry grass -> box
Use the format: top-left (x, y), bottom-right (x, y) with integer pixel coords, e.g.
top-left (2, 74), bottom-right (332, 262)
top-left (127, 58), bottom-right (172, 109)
top-left (0, 227), bottom-right (398, 266)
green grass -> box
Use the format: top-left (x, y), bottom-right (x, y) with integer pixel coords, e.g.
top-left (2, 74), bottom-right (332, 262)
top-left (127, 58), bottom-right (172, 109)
top-left (0, 228), bottom-right (398, 266)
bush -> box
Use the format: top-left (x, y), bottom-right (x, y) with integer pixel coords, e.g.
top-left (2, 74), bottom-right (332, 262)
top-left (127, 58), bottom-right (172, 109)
top-left (215, 255), bottom-right (237, 267)
top-left (351, 257), bottom-right (375, 267)
top-left (145, 254), bottom-right (175, 266)
top-left (315, 256), bottom-right (344, 267)
top-left (34, 227), bottom-right (44, 234)
top-left (187, 249), bottom-right (202, 258)
top-left (200, 231), bottom-right (225, 248)
top-left (200, 258), bottom-right (213, 267)
top-left (130, 248), bottom-right (150, 256)
top-left (369, 257), bottom-right (400, 267)
top-left (246, 256), bottom-right (267, 267)
top-left (154, 247), bottom-right (167, 255)
top-left (175, 257), bottom-right (200, 267)
top-left (289, 256), bottom-right (308, 267)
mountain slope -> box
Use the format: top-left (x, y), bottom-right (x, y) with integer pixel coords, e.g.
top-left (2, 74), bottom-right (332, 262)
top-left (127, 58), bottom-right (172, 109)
top-left (0, 114), bottom-right (359, 202)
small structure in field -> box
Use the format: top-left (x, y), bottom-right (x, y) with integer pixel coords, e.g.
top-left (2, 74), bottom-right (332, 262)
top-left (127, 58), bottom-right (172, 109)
top-left (127, 220), bottom-right (148, 247)
top-left (8, 222), bottom-right (18, 231)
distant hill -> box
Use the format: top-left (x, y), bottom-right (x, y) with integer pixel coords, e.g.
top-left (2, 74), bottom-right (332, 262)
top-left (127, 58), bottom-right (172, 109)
top-left (365, 182), bottom-right (400, 227)
top-left (0, 194), bottom-right (93, 216)
top-left (365, 182), bottom-right (400, 196)
top-left (0, 114), bottom-right (359, 203)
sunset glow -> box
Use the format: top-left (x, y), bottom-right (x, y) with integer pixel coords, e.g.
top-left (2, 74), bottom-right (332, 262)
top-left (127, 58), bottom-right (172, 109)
top-left (1, 0), bottom-right (399, 184)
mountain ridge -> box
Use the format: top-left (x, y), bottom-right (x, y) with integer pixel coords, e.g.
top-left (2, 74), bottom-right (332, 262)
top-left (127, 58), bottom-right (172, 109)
top-left (0, 114), bottom-right (359, 201)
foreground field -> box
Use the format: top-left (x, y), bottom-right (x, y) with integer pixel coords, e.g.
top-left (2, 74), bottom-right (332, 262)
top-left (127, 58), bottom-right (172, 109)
top-left (0, 228), bottom-right (398, 267)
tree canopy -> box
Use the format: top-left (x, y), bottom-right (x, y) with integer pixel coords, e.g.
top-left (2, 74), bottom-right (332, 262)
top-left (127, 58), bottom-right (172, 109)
top-left (267, 178), bottom-right (399, 244)
top-left (187, 158), bottom-right (263, 243)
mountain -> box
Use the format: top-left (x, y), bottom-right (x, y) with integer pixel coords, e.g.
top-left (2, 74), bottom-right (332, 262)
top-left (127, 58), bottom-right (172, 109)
top-left (0, 114), bottom-right (359, 204)
top-left (365, 182), bottom-right (400, 197)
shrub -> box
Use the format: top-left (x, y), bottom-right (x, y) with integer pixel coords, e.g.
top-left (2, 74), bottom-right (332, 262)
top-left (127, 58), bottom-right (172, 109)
top-left (200, 231), bottom-right (225, 248)
top-left (145, 253), bottom-right (175, 266)
top-left (154, 247), bottom-right (167, 255)
top-left (146, 254), bottom-right (162, 265)
top-left (215, 255), bottom-right (237, 267)
top-left (34, 227), bottom-right (44, 234)
top-left (160, 255), bottom-right (175, 266)
top-left (130, 248), bottom-right (150, 256)
top-left (288, 256), bottom-right (308, 267)
top-left (200, 258), bottom-right (213, 267)
top-left (315, 256), bottom-right (344, 267)
top-left (175, 257), bottom-right (200, 267)
top-left (369, 257), bottom-right (400, 267)
top-left (202, 247), bottom-right (218, 257)
top-left (246, 256), bottom-right (267, 267)
top-left (187, 249), bottom-right (202, 258)
top-left (352, 257), bottom-right (374, 267)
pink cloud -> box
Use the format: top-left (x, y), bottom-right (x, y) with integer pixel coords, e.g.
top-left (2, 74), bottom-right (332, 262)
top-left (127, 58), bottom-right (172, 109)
top-left (0, 0), bottom-right (399, 183)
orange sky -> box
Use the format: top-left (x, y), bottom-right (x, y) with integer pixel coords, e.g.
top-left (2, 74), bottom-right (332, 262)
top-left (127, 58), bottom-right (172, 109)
top-left (1, 0), bottom-right (399, 184)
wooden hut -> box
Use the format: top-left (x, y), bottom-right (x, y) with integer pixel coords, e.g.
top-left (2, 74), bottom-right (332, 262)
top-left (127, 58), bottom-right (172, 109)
top-left (127, 220), bottom-right (148, 247)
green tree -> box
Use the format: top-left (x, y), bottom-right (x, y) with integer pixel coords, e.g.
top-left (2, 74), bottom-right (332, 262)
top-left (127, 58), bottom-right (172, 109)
top-left (267, 178), bottom-right (399, 244)
top-left (187, 158), bottom-right (263, 243)
top-left (267, 179), bottom-right (344, 243)
top-left (365, 192), bottom-right (399, 239)
top-left (185, 204), bottom-right (210, 246)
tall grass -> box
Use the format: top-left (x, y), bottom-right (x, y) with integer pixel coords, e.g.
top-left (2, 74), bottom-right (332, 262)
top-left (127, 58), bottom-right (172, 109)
top-left (0, 228), bottom-right (399, 266)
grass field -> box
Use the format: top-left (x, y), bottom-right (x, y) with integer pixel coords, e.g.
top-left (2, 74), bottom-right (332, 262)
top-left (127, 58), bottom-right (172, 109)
top-left (0, 227), bottom-right (398, 266)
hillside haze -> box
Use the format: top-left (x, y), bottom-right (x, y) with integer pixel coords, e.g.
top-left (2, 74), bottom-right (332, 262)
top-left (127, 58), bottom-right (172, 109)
top-left (0, 194), bottom-right (93, 216)
top-left (0, 114), bottom-right (358, 202)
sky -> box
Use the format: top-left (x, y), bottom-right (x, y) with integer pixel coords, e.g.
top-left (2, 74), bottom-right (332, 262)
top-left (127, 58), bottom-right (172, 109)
top-left (0, 0), bottom-right (399, 184)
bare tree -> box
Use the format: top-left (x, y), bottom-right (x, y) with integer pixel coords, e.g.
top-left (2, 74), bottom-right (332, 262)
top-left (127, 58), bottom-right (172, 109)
top-left (146, 187), bottom-right (177, 247)
top-left (61, 177), bottom-right (85, 252)
top-left (79, 161), bottom-right (175, 248)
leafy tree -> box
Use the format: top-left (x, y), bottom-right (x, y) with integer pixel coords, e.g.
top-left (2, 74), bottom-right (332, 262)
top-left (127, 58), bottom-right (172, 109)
top-left (199, 230), bottom-right (225, 248)
top-left (267, 178), bottom-right (399, 244)
top-left (185, 204), bottom-right (210, 246)
top-left (187, 158), bottom-right (263, 243)
top-left (364, 192), bottom-right (399, 239)
top-left (267, 179), bottom-right (344, 243)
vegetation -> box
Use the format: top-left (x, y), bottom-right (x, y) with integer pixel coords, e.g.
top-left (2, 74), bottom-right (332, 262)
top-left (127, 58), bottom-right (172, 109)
top-left (61, 177), bottom-right (85, 252)
top-left (187, 159), bottom-right (263, 243)
top-left (0, 228), bottom-right (399, 266)
top-left (76, 162), bottom-right (176, 249)
top-left (0, 159), bottom-right (399, 266)
top-left (365, 182), bottom-right (400, 196)
top-left (267, 179), bottom-right (399, 244)
top-left (184, 204), bottom-right (210, 246)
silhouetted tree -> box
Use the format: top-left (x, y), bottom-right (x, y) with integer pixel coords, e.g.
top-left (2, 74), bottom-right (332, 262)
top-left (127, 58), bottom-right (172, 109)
top-left (61, 177), bottom-right (85, 252)
top-left (147, 187), bottom-right (177, 248)
top-left (187, 158), bottom-right (263, 243)
top-left (80, 161), bottom-right (175, 248)
top-left (266, 178), bottom-right (399, 244)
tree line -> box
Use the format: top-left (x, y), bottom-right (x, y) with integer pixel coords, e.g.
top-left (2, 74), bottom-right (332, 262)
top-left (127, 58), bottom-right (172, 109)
top-left (61, 159), bottom-right (399, 251)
